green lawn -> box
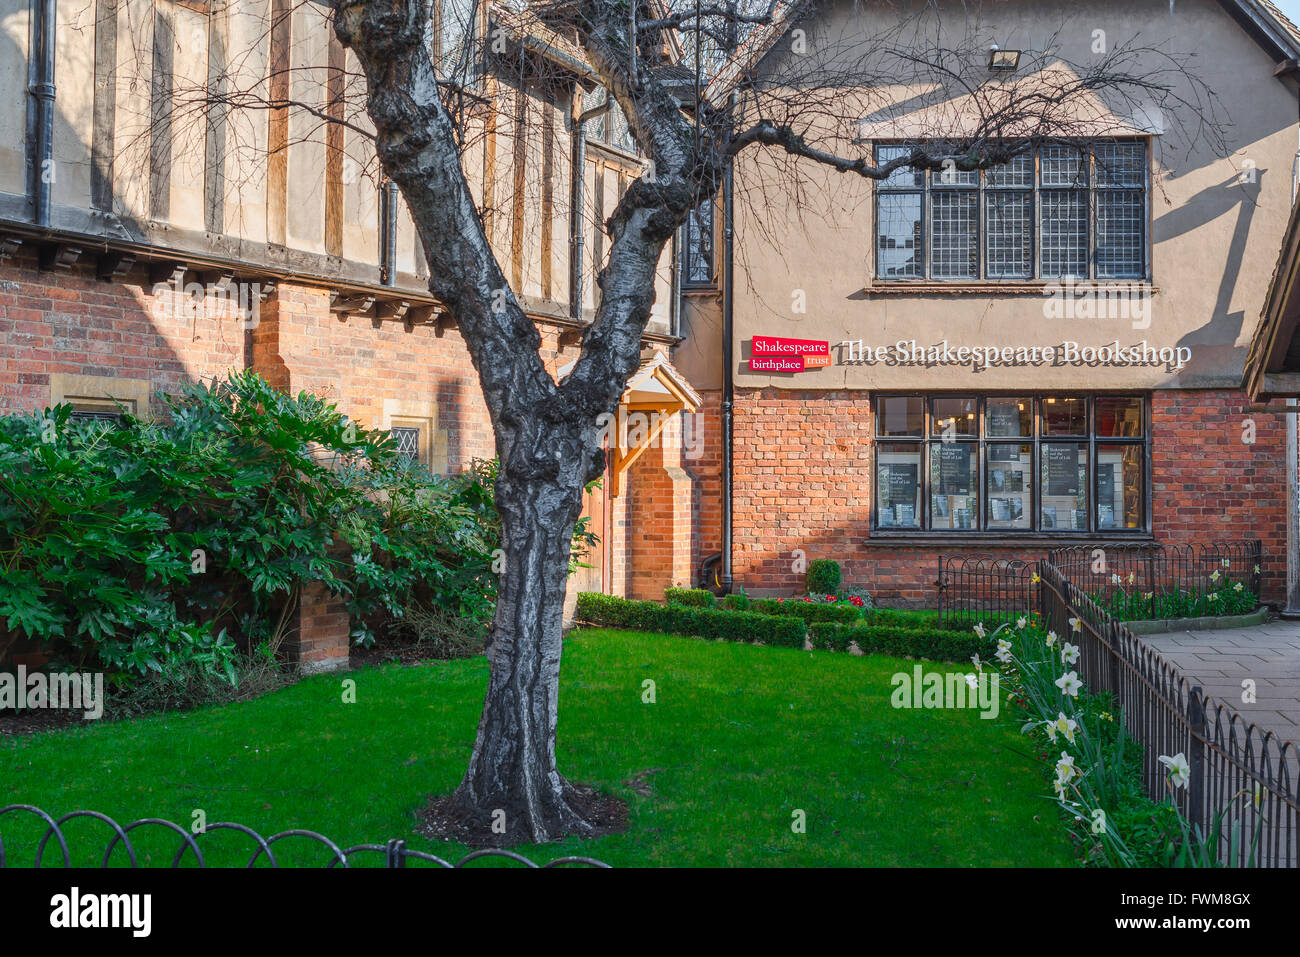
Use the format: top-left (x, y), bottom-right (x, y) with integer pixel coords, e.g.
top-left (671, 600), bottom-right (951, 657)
top-left (1, 629), bottom-right (1073, 867)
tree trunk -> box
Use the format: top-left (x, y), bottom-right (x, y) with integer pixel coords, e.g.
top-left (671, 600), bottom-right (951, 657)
top-left (450, 465), bottom-right (594, 843)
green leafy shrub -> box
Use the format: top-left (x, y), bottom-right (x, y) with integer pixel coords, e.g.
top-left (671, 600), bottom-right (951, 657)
top-left (574, 593), bottom-right (805, 647)
top-left (721, 588), bottom-right (751, 612)
top-left (665, 587), bottom-right (716, 608)
top-left (805, 559), bottom-right (841, 595)
top-left (0, 372), bottom-right (499, 689)
top-left (809, 622), bottom-right (995, 661)
top-left (1089, 581), bottom-right (1258, 621)
top-left (750, 598), bottom-right (862, 624)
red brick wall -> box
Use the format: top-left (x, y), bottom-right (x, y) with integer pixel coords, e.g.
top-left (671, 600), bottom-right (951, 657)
top-left (731, 388), bottom-right (873, 595)
top-left (716, 387), bottom-right (1290, 608)
top-left (0, 250), bottom-right (245, 415)
top-left (685, 391), bottom-right (722, 585)
top-left (624, 413), bottom-right (694, 600)
top-left (1151, 390), bottom-right (1287, 603)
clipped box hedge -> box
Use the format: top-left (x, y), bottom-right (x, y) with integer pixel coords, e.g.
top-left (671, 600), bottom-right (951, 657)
top-left (664, 587), bottom-right (717, 608)
top-left (749, 598), bottom-right (863, 625)
top-left (576, 593), bottom-right (805, 648)
top-left (808, 622), bottom-right (996, 662)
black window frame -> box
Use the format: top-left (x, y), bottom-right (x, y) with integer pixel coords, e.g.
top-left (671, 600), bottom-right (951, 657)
top-left (873, 140), bottom-right (1151, 283)
top-left (870, 394), bottom-right (1151, 537)
top-left (680, 198), bottom-right (717, 288)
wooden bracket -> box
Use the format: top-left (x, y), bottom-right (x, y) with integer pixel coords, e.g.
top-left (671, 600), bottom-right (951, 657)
top-left (95, 250), bottom-right (136, 282)
top-left (329, 292), bottom-right (376, 318)
top-left (149, 261), bottom-right (186, 287)
top-left (0, 236), bottom-right (22, 262)
top-left (38, 244), bottom-right (83, 271)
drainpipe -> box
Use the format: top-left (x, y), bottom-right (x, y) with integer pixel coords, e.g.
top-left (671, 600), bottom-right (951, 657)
top-left (720, 116), bottom-right (736, 595)
top-left (1288, 117), bottom-right (1300, 617)
top-left (380, 178), bottom-right (398, 286)
top-left (1288, 398), bottom-right (1300, 616)
top-left (29, 0), bottom-right (57, 226)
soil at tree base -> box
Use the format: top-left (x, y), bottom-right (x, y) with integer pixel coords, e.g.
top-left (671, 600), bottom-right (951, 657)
top-left (416, 784), bottom-right (629, 848)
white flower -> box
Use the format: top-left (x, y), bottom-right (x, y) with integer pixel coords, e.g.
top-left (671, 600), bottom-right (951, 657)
top-left (1052, 777), bottom-right (1066, 797)
top-left (973, 622), bottom-right (986, 639)
top-left (1222, 558), bottom-right (1231, 568)
top-left (1068, 617), bottom-right (1082, 633)
top-left (1207, 592), bottom-right (1218, 602)
top-left (1254, 564), bottom-right (1261, 575)
top-left (1233, 582), bottom-right (1243, 593)
top-left (1126, 572), bottom-right (1135, 585)
top-left (1055, 670), bottom-right (1083, 698)
top-left (1055, 751), bottom-right (1078, 784)
top-left (995, 638), bottom-right (1013, 664)
top-left (1110, 573), bottom-right (1122, 586)
top-left (1158, 752), bottom-right (1191, 790)
top-left (1061, 642), bottom-right (1081, 666)
top-left (1054, 712), bottom-right (1078, 745)
top-left (1143, 592), bottom-right (1153, 600)
top-left (970, 653), bottom-right (983, 673)
top-left (1044, 722), bottom-right (1058, 743)
top-left (964, 673), bottom-right (979, 690)
top-left (1017, 616), bottom-right (1027, 630)
top-left (1210, 569), bottom-right (1221, 582)
top-left (1045, 630), bottom-right (1058, 648)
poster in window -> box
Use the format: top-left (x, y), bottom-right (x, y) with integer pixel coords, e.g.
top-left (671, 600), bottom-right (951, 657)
top-left (1045, 446), bottom-right (1079, 496)
top-left (1096, 463), bottom-right (1115, 508)
top-left (988, 403), bottom-right (1023, 437)
top-left (1042, 506), bottom-right (1058, 529)
top-left (989, 443), bottom-right (1021, 462)
top-left (880, 463), bottom-right (919, 508)
top-left (935, 444), bottom-right (971, 495)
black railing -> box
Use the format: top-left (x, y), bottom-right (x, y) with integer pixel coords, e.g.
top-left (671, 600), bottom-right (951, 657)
top-left (0, 806), bottom-right (610, 868)
top-left (1046, 541), bottom-right (1263, 621)
top-left (936, 556), bottom-right (1039, 629)
top-left (1038, 558), bottom-right (1297, 867)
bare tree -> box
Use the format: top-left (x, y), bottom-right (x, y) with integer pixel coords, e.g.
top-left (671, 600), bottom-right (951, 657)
top-left (158, 0), bottom-right (1224, 841)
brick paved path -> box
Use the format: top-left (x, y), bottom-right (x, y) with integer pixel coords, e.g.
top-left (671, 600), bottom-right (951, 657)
top-left (1141, 621), bottom-right (1300, 741)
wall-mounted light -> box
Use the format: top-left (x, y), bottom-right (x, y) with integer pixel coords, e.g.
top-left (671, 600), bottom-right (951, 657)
top-left (989, 44), bottom-right (1021, 72)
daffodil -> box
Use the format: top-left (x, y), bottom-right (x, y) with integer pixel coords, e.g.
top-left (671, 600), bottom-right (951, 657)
top-left (1233, 582), bottom-right (1243, 593)
top-left (1222, 558), bottom-right (1231, 568)
top-left (1017, 616), bottom-right (1027, 629)
top-left (1126, 572), bottom-right (1136, 585)
top-left (1068, 617), bottom-right (1082, 633)
top-left (1045, 630), bottom-right (1058, 648)
top-left (1031, 572), bottom-right (1041, 584)
top-left (995, 638), bottom-right (1013, 664)
top-left (1254, 564), bottom-right (1261, 574)
top-left (1210, 569), bottom-right (1221, 582)
top-left (1158, 752), bottom-right (1191, 789)
top-left (964, 673), bottom-right (979, 690)
top-left (970, 653), bottom-right (983, 673)
top-left (1055, 751), bottom-right (1078, 784)
top-left (973, 622), bottom-right (986, 639)
top-left (1055, 670), bottom-right (1083, 698)
top-left (1054, 712), bottom-right (1078, 744)
top-left (1099, 711), bottom-right (1114, 723)
top-left (1061, 642), bottom-right (1080, 665)
top-left (1110, 573), bottom-right (1122, 586)
top-left (1044, 722), bottom-right (1058, 743)
top-left (1143, 592), bottom-right (1153, 600)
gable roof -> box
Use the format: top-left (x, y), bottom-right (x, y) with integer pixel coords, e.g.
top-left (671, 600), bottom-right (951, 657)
top-left (703, 0), bottom-right (1300, 104)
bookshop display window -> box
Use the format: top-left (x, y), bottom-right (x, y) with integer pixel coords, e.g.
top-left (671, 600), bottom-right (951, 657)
top-left (872, 395), bottom-right (1148, 535)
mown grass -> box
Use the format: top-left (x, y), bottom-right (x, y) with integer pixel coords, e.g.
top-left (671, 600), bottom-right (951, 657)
top-left (1, 629), bottom-right (1073, 867)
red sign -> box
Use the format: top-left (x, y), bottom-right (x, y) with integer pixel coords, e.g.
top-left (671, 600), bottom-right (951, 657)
top-left (749, 356), bottom-right (805, 373)
top-left (752, 336), bottom-right (830, 357)
top-left (750, 336), bottom-right (831, 372)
